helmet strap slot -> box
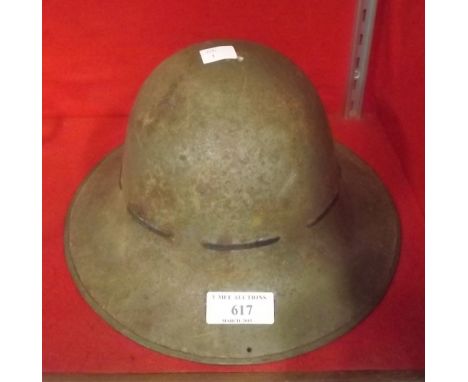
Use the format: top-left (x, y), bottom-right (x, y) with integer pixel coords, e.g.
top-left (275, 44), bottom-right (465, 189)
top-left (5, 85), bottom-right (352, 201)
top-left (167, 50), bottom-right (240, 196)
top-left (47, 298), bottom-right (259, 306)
top-left (201, 236), bottom-right (280, 251)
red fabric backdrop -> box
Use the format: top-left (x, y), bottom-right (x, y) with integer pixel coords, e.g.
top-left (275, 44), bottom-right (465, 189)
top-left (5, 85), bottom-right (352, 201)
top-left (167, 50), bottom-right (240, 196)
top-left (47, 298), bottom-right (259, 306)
top-left (43, 0), bottom-right (424, 373)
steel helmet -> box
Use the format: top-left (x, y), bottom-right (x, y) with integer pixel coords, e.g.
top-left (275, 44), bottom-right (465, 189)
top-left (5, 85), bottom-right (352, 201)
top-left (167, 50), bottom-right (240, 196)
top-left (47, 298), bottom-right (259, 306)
top-left (65, 40), bottom-right (399, 364)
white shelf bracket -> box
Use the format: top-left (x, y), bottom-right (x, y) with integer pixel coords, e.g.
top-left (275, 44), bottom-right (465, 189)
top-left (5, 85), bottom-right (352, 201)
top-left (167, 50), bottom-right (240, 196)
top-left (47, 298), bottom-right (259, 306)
top-left (344, 0), bottom-right (379, 119)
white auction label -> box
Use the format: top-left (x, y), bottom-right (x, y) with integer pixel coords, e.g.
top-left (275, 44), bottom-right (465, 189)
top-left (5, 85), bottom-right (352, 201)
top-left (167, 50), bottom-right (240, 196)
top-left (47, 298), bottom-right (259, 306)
top-left (206, 292), bottom-right (274, 324)
top-left (199, 46), bottom-right (238, 64)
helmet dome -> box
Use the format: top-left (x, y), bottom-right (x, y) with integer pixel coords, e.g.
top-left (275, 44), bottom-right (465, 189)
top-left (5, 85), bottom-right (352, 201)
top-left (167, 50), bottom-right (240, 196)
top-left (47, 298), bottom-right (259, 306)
top-left (122, 40), bottom-right (339, 248)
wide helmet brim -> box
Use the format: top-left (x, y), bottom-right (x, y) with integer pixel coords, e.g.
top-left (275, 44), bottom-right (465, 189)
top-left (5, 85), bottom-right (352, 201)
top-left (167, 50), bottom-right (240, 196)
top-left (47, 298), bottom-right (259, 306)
top-left (65, 143), bottom-right (399, 364)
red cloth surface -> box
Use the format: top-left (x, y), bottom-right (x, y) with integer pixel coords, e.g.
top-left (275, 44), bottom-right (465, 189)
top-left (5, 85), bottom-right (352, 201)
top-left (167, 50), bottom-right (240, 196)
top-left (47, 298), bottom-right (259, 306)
top-left (43, 0), bottom-right (424, 373)
top-left (365, 0), bottom-right (425, 208)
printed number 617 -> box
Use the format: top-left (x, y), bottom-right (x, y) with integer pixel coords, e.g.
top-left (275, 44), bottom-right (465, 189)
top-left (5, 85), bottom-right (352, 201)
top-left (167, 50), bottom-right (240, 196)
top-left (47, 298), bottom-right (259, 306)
top-left (231, 304), bottom-right (252, 316)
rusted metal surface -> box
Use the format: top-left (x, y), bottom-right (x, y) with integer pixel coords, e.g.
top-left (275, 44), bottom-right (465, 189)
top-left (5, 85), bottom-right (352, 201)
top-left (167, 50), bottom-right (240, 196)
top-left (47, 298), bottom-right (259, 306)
top-left (65, 40), bottom-right (400, 364)
top-left (122, 41), bottom-right (340, 247)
